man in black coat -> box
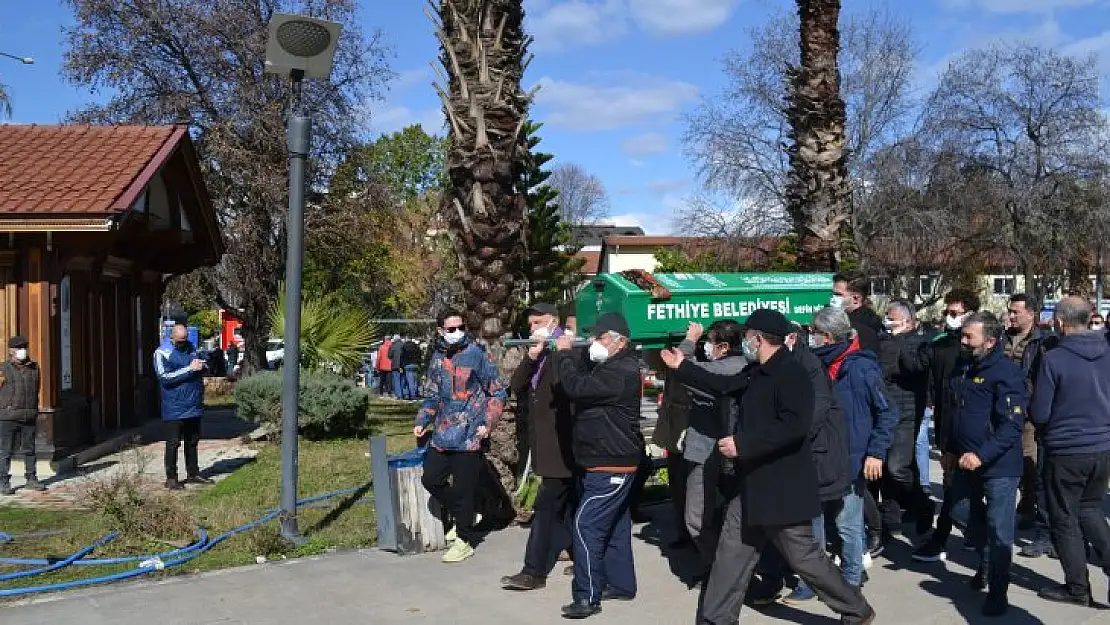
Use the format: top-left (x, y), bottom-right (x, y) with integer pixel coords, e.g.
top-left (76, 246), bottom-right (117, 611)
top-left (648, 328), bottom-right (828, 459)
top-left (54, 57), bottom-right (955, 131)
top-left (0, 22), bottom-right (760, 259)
top-left (877, 299), bottom-right (935, 537)
top-left (501, 303), bottom-right (578, 592)
top-left (553, 312), bottom-right (644, 620)
top-left (662, 309), bottom-right (874, 625)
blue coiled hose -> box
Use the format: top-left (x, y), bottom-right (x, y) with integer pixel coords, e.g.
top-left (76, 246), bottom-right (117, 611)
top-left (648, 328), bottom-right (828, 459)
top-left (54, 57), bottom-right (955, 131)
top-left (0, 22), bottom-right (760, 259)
top-left (0, 485), bottom-right (365, 597)
top-left (0, 533), bottom-right (119, 582)
top-left (0, 529), bottom-right (208, 567)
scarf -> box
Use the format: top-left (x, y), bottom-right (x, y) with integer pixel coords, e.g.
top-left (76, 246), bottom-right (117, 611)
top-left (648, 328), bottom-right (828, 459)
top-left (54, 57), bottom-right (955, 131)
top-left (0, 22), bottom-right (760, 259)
top-left (531, 327), bottom-right (564, 390)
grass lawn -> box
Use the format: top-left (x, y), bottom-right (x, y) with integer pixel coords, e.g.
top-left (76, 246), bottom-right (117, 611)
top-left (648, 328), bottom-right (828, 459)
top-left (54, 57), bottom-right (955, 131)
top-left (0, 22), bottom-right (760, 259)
top-left (0, 399), bottom-right (420, 598)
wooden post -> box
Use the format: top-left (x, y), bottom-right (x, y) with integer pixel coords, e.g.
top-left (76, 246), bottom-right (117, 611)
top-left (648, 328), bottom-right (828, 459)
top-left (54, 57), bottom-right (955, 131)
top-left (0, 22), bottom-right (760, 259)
top-left (370, 437), bottom-right (447, 555)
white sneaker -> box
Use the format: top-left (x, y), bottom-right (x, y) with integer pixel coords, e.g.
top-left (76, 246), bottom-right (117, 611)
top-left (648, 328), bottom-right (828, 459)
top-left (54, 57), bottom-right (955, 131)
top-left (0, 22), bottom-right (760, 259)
top-left (863, 552), bottom-right (873, 570)
top-left (442, 540), bottom-right (474, 563)
top-left (444, 514), bottom-right (480, 544)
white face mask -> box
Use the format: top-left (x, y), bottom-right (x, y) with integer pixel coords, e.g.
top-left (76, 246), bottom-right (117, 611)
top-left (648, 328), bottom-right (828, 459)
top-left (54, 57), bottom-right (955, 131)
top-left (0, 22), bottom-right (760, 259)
top-left (830, 294), bottom-right (845, 309)
top-left (882, 318), bottom-right (895, 331)
top-left (14, 348), bottom-right (27, 361)
top-left (532, 323), bottom-right (555, 340)
top-left (588, 341), bottom-right (610, 363)
top-left (945, 314), bottom-right (966, 331)
top-left (1092, 324), bottom-right (1105, 331)
top-left (702, 342), bottom-right (718, 361)
top-left (443, 329), bottom-right (465, 345)
top-left (808, 334), bottom-right (824, 349)
top-left (741, 337), bottom-right (758, 361)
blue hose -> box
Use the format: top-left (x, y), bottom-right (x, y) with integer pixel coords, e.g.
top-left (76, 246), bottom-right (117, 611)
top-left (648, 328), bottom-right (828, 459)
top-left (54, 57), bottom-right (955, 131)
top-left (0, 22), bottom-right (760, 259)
top-left (0, 529), bottom-right (209, 567)
top-left (0, 532), bottom-right (12, 545)
top-left (0, 485), bottom-right (366, 597)
top-left (0, 533), bottom-right (118, 582)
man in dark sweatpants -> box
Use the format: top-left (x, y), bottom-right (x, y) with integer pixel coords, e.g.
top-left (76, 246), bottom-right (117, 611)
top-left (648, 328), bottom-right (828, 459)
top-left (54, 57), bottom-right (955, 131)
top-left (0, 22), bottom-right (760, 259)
top-left (0, 336), bottom-right (45, 495)
top-left (553, 313), bottom-right (644, 620)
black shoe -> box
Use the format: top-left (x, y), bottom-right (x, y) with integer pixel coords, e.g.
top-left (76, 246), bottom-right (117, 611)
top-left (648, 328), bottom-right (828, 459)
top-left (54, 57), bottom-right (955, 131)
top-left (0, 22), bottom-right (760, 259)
top-left (911, 539), bottom-right (947, 562)
top-left (1017, 516), bottom-right (1035, 531)
top-left (165, 478), bottom-right (185, 491)
top-left (867, 531), bottom-right (885, 558)
top-left (1019, 540), bottom-right (1055, 559)
top-left (668, 535), bottom-right (694, 550)
top-left (600, 589), bottom-right (635, 601)
top-left (630, 509), bottom-right (652, 524)
top-left (969, 567), bottom-right (989, 591)
top-left (22, 478), bottom-right (46, 492)
top-left (0, 482), bottom-right (11, 496)
top-left (501, 573), bottom-right (546, 591)
top-left (185, 474), bottom-right (215, 485)
top-left (1037, 584), bottom-right (1093, 606)
top-left (982, 594), bottom-right (1008, 617)
top-left (843, 605), bottom-right (876, 625)
top-left (561, 601), bottom-right (601, 619)
top-left (747, 581), bottom-right (783, 607)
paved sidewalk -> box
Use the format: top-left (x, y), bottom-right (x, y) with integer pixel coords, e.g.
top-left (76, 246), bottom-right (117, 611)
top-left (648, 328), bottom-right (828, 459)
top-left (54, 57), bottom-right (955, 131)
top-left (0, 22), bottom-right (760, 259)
top-left (6, 505), bottom-right (1110, 625)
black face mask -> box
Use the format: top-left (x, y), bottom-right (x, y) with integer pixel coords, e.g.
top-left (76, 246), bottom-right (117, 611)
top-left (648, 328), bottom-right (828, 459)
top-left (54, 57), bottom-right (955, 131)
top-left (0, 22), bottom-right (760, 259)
top-left (960, 346), bottom-right (974, 361)
top-left (175, 340), bottom-right (189, 350)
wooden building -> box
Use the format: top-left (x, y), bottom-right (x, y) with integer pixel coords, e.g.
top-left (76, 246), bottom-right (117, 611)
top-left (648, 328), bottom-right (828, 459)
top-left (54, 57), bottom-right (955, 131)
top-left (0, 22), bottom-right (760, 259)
top-left (0, 125), bottom-right (223, 463)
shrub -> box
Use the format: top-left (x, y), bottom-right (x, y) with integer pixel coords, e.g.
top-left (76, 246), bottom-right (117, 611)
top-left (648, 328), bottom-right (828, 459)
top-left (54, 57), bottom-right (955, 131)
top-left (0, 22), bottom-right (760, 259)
top-left (234, 370), bottom-right (370, 439)
top-left (82, 450), bottom-right (194, 540)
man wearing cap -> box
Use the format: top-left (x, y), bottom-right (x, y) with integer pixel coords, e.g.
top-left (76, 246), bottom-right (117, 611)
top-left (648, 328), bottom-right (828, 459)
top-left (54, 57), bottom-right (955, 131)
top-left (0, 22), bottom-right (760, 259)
top-left (552, 312), bottom-right (644, 619)
top-left (0, 336), bottom-right (45, 495)
top-left (502, 302), bottom-right (578, 592)
top-left (661, 309), bottom-right (875, 625)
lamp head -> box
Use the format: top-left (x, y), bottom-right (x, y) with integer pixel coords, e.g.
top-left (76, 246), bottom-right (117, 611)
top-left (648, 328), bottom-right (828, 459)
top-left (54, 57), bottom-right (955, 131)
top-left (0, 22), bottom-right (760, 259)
top-left (264, 13), bottom-right (340, 80)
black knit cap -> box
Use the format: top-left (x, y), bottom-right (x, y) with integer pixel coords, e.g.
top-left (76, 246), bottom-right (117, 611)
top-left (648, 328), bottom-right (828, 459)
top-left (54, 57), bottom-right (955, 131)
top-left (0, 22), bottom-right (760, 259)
top-left (744, 309), bottom-right (792, 339)
top-left (588, 312), bottom-right (631, 337)
top-left (8, 336), bottom-right (28, 349)
top-left (526, 302), bottom-right (559, 317)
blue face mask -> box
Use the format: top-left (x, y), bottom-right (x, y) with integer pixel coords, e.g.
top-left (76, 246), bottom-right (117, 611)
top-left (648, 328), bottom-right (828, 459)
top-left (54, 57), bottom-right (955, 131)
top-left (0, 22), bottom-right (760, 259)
top-left (741, 337), bottom-right (758, 361)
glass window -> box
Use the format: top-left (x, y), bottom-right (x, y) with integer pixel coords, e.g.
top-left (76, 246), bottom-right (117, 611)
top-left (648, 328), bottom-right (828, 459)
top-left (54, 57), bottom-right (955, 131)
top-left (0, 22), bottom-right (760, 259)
top-left (992, 277), bottom-right (1015, 296)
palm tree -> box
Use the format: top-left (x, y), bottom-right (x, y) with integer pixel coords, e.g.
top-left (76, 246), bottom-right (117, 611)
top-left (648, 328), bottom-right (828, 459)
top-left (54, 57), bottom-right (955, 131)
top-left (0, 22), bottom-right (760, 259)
top-left (785, 0), bottom-right (851, 271)
top-left (432, 1), bottom-right (532, 493)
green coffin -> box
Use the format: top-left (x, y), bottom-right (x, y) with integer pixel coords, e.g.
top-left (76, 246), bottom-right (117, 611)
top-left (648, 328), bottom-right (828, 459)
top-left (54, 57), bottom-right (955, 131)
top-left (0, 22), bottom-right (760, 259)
top-left (574, 272), bottom-right (834, 348)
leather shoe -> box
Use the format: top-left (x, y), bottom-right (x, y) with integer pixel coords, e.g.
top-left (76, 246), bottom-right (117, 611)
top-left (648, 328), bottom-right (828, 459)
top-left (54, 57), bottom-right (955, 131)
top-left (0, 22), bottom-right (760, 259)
top-left (842, 605), bottom-right (876, 625)
top-left (501, 573), bottom-right (546, 591)
top-left (561, 601), bottom-right (601, 619)
top-left (185, 474), bottom-right (214, 485)
top-left (1038, 584), bottom-right (1092, 607)
top-left (969, 567), bottom-right (989, 591)
top-left (601, 589), bottom-right (635, 601)
top-left (165, 479), bottom-right (185, 491)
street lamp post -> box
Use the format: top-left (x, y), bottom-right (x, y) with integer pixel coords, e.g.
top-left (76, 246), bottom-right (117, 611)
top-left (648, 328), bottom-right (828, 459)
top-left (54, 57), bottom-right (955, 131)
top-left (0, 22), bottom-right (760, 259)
top-left (0, 52), bottom-right (33, 65)
top-left (264, 13), bottom-right (341, 544)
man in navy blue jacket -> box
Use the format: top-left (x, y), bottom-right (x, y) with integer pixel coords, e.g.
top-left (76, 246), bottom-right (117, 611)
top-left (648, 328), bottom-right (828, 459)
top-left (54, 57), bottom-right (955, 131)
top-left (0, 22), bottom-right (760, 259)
top-left (154, 324), bottom-right (209, 491)
top-left (1031, 297), bottom-right (1110, 608)
top-left (938, 312), bottom-right (1027, 618)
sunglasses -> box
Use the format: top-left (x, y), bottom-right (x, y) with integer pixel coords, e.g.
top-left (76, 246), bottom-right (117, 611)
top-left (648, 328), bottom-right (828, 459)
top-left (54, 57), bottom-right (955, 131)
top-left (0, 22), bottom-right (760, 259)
top-left (443, 326), bottom-right (463, 332)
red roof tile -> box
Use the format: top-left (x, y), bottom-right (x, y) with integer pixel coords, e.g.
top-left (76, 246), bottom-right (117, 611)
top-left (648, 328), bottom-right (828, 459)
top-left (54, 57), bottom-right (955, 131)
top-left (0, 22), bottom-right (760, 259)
top-left (575, 250), bottom-right (601, 275)
top-left (0, 124), bottom-right (184, 215)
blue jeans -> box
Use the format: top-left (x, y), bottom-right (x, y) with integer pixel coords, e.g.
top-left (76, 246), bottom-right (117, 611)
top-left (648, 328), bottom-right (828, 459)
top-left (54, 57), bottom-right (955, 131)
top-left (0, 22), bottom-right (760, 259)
top-left (949, 470), bottom-right (1019, 595)
top-left (404, 365), bottom-right (419, 399)
top-left (391, 370), bottom-right (403, 398)
top-left (916, 408), bottom-right (932, 489)
top-left (832, 478), bottom-right (866, 587)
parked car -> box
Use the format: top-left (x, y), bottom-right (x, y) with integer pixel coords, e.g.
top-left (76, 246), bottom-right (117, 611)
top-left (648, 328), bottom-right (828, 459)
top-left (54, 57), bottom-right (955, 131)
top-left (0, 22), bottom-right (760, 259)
top-left (265, 339), bottom-right (284, 369)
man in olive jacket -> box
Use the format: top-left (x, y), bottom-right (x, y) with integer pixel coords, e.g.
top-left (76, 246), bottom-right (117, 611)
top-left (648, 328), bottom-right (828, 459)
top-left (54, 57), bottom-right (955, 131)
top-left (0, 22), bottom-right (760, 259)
top-left (0, 336), bottom-right (45, 495)
top-left (501, 303), bottom-right (578, 592)
top-left (662, 309), bottom-right (874, 625)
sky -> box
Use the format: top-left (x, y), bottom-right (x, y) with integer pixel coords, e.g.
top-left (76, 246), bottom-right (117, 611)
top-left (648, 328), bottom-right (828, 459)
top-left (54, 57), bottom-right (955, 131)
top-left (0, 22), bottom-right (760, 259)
top-left (2, 0), bottom-right (1110, 234)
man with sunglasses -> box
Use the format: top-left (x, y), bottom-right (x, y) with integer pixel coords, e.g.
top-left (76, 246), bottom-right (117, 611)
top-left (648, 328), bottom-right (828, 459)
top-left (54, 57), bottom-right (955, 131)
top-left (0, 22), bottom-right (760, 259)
top-left (415, 310), bottom-right (507, 564)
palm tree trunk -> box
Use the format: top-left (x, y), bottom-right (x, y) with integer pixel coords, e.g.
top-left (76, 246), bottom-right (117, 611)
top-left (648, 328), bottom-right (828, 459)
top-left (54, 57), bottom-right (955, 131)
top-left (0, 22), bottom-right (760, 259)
top-left (433, 0), bottom-right (531, 495)
top-left (786, 0), bottom-right (850, 272)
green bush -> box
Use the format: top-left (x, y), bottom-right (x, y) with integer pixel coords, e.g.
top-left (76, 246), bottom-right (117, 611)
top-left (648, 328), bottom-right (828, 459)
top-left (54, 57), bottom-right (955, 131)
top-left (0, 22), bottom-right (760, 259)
top-left (234, 370), bottom-right (370, 439)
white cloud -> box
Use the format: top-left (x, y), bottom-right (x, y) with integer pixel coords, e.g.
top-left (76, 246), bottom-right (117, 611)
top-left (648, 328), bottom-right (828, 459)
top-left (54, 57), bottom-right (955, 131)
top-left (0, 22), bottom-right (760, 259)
top-left (621, 132), bottom-right (669, 156)
top-left (528, 0), bottom-right (627, 52)
top-left (526, 0), bottom-right (739, 51)
top-left (648, 178), bottom-right (690, 193)
top-left (608, 211), bottom-right (671, 234)
top-left (533, 74), bottom-right (699, 131)
top-left (392, 67), bottom-right (431, 91)
top-left (367, 105), bottom-right (445, 136)
top-left (948, 0), bottom-right (1102, 13)
top-left (629, 158), bottom-right (648, 167)
top-left (629, 0), bottom-right (741, 36)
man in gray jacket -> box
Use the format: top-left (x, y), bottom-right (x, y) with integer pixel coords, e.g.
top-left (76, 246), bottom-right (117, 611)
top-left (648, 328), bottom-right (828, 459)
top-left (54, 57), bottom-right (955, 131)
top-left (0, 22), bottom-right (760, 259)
top-left (676, 320), bottom-right (747, 562)
top-left (0, 336), bottom-right (45, 495)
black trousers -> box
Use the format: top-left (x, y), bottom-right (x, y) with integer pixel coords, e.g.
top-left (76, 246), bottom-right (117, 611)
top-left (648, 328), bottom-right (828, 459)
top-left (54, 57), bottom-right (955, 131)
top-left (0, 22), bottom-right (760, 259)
top-left (699, 492), bottom-right (871, 625)
top-left (522, 476), bottom-right (575, 578)
top-left (879, 419), bottom-right (921, 530)
top-left (422, 448), bottom-right (482, 545)
top-left (1045, 453), bottom-right (1110, 597)
top-left (0, 420), bottom-right (37, 482)
top-left (164, 417), bottom-right (202, 480)
top-left (667, 453), bottom-right (690, 541)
